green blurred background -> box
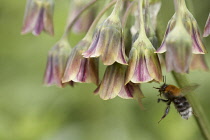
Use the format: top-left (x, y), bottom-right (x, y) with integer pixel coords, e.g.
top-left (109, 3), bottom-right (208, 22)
top-left (0, 0), bottom-right (210, 140)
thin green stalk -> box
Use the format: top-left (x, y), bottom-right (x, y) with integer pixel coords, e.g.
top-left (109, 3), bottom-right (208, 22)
top-left (172, 72), bottom-right (210, 140)
top-left (83, 0), bottom-right (117, 40)
top-left (110, 0), bottom-right (123, 17)
top-left (138, 0), bottom-right (147, 38)
top-left (63, 0), bottom-right (97, 38)
top-left (122, 1), bottom-right (135, 28)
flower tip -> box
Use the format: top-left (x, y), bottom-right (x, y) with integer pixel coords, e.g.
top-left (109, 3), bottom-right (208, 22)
top-left (32, 30), bottom-right (41, 36)
top-left (21, 29), bottom-right (28, 35)
top-left (203, 32), bottom-right (210, 37)
top-left (155, 45), bottom-right (166, 53)
top-left (61, 78), bottom-right (70, 84)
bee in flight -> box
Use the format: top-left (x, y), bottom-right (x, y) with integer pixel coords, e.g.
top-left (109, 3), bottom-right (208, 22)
top-left (154, 76), bottom-right (198, 123)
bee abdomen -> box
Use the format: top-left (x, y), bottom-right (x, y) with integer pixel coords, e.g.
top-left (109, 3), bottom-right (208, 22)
top-left (173, 97), bottom-right (192, 119)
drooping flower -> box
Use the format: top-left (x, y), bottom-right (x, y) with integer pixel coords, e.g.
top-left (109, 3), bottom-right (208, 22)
top-left (62, 36), bottom-right (99, 85)
top-left (82, 0), bottom-right (127, 65)
top-left (156, 0), bottom-right (208, 73)
top-left (125, 0), bottom-right (162, 84)
top-left (156, 0), bottom-right (207, 54)
top-left (21, 0), bottom-right (54, 36)
top-left (125, 37), bottom-right (162, 83)
top-left (165, 19), bottom-right (192, 73)
top-left (190, 54), bottom-right (209, 71)
top-left (94, 63), bottom-right (144, 107)
top-left (203, 13), bottom-right (210, 37)
top-left (44, 37), bottom-right (72, 88)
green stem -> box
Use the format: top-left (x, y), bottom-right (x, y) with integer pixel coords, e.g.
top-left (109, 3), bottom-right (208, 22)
top-left (172, 72), bottom-right (210, 140)
top-left (122, 1), bottom-right (135, 28)
top-left (138, 0), bottom-right (147, 39)
top-left (84, 0), bottom-right (117, 40)
top-left (110, 0), bottom-right (123, 17)
top-left (63, 0), bottom-right (97, 38)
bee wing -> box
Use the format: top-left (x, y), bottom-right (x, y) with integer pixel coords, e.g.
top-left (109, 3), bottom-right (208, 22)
top-left (180, 83), bottom-right (199, 96)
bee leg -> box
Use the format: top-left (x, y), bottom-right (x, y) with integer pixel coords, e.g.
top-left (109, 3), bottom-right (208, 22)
top-left (158, 101), bottom-right (172, 123)
top-left (157, 98), bottom-right (169, 103)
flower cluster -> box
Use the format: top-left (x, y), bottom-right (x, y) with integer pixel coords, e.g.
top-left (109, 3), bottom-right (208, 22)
top-left (21, 0), bottom-right (209, 107)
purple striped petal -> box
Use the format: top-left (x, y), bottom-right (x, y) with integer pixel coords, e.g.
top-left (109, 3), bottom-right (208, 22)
top-left (62, 48), bottom-right (82, 83)
top-left (118, 82), bottom-right (135, 99)
top-left (191, 22), bottom-right (207, 54)
top-left (21, 0), bottom-right (40, 34)
top-left (44, 40), bottom-right (71, 88)
top-left (190, 54), bottom-right (209, 71)
top-left (156, 21), bottom-right (172, 53)
top-left (145, 51), bottom-right (162, 82)
top-left (125, 48), bottom-right (138, 84)
top-left (82, 29), bottom-right (103, 58)
top-left (116, 37), bottom-right (127, 65)
top-left (203, 13), bottom-right (210, 37)
top-left (131, 54), bottom-right (153, 83)
top-left (95, 63), bottom-right (125, 100)
top-left (43, 1), bottom-right (54, 35)
top-left (33, 7), bottom-right (45, 36)
top-left (44, 54), bottom-right (55, 86)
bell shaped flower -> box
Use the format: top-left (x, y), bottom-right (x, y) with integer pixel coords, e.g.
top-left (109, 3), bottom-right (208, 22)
top-left (125, 0), bottom-right (162, 84)
top-left (203, 13), bottom-right (210, 37)
top-left (94, 63), bottom-right (144, 107)
top-left (44, 37), bottom-right (73, 87)
top-left (165, 19), bottom-right (192, 73)
top-left (62, 36), bottom-right (99, 85)
top-left (21, 0), bottom-right (54, 36)
top-left (190, 54), bottom-right (209, 71)
top-left (125, 36), bottom-right (162, 83)
top-left (156, 1), bottom-right (207, 54)
top-left (82, 0), bottom-right (127, 65)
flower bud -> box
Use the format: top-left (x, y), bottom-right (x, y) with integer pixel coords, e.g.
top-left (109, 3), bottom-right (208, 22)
top-left (203, 13), bottom-right (210, 37)
top-left (44, 37), bottom-right (72, 87)
top-left (22, 0), bottom-right (54, 36)
top-left (62, 37), bottom-right (99, 85)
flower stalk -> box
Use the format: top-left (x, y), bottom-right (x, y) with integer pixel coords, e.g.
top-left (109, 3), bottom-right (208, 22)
top-left (84, 0), bottom-right (117, 40)
top-left (63, 0), bottom-right (97, 38)
top-left (172, 72), bottom-right (210, 140)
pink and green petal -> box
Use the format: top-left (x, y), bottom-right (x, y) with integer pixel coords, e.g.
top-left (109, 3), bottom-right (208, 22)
top-left (95, 64), bottom-right (125, 100)
top-left (203, 13), bottom-right (210, 37)
top-left (145, 50), bottom-right (162, 82)
top-left (191, 21), bottom-right (207, 54)
top-left (190, 54), bottom-right (209, 71)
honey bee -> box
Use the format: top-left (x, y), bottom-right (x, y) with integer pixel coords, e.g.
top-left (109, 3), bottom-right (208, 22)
top-left (154, 76), bottom-right (198, 123)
